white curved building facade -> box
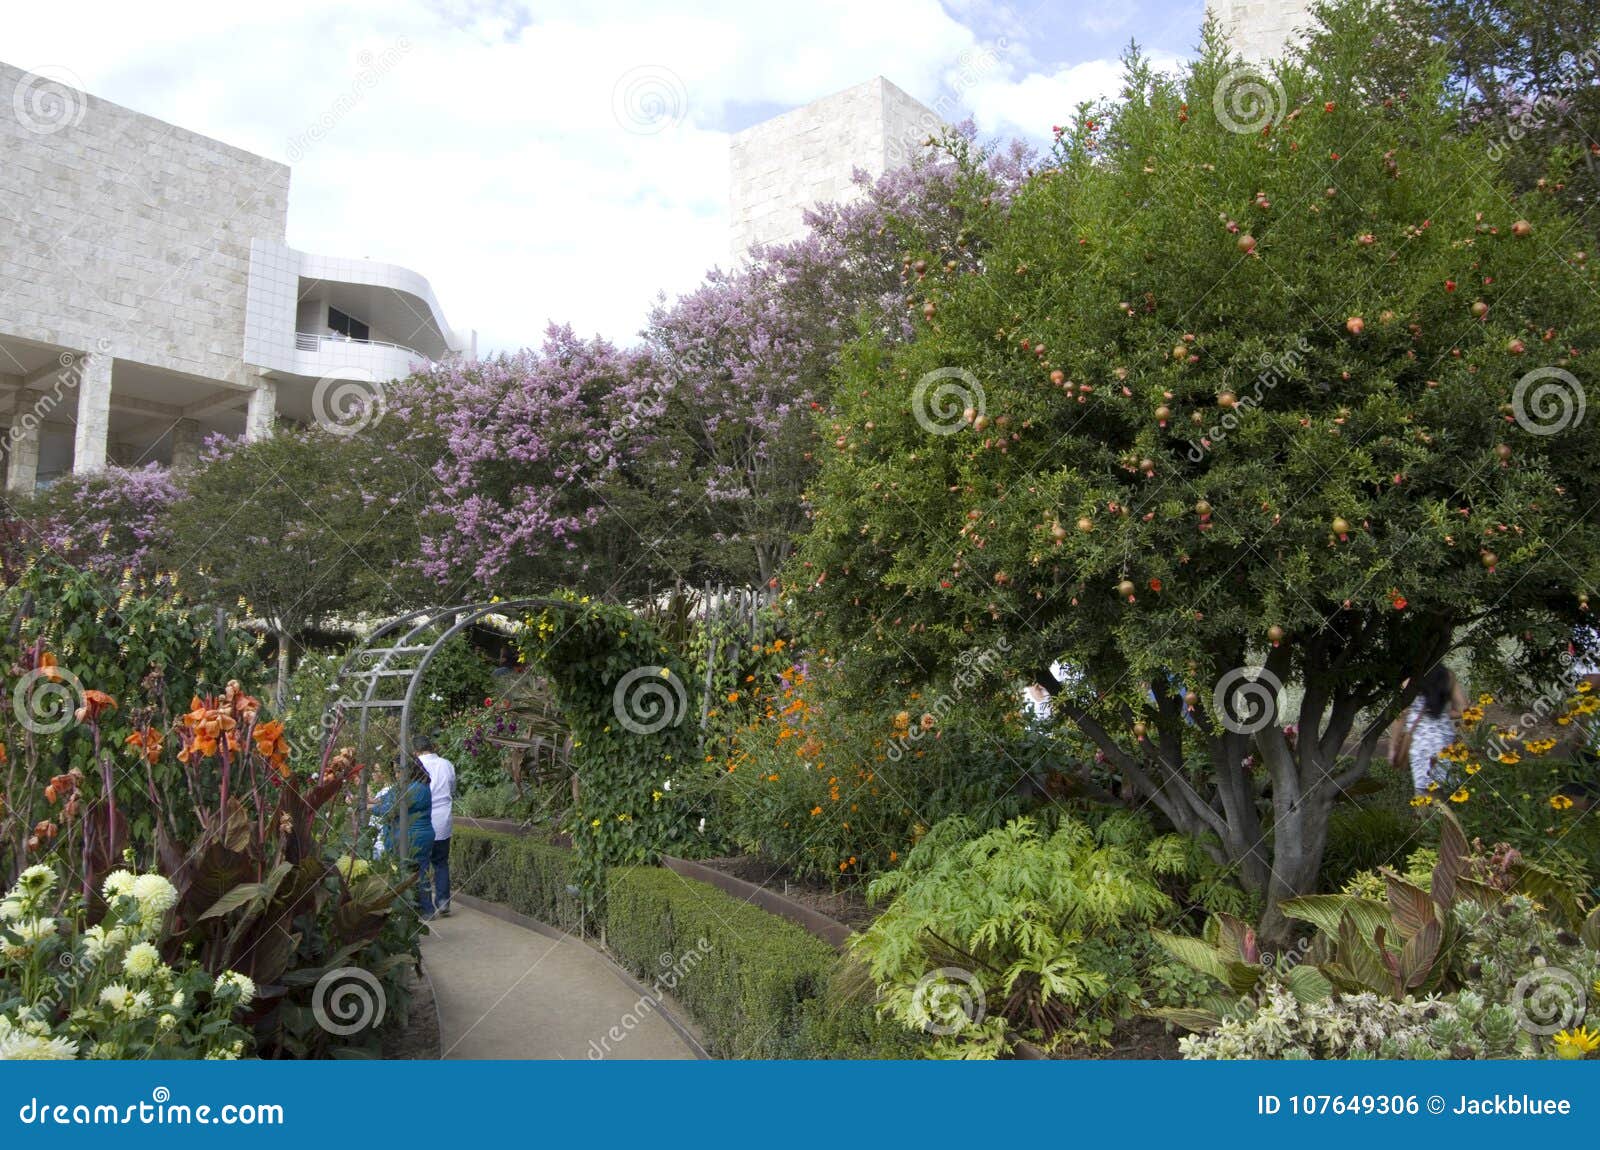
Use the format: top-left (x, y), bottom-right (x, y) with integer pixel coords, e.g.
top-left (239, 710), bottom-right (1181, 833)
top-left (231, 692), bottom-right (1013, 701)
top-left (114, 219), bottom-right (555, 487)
top-left (0, 59), bottom-right (472, 492)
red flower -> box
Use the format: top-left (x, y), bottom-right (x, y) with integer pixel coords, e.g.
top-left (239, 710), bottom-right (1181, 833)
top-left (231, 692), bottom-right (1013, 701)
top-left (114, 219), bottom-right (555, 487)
top-left (1392, 596), bottom-right (1408, 610)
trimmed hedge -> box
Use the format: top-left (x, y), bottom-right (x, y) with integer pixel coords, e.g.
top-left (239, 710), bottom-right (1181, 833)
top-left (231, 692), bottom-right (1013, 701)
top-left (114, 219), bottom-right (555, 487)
top-left (450, 828), bottom-right (919, 1058)
top-left (451, 829), bottom-right (586, 935)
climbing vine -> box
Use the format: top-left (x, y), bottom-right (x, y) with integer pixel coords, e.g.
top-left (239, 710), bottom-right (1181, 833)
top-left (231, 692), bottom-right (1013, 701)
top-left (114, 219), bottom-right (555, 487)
top-left (515, 594), bottom-right (703, 906)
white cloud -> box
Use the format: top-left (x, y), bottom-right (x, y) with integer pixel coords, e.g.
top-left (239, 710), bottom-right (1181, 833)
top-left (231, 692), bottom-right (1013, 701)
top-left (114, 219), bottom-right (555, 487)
top-left (965, 52), bottom-right (1188, 139)
top-left (2, 0), bottom-right (1187, 353)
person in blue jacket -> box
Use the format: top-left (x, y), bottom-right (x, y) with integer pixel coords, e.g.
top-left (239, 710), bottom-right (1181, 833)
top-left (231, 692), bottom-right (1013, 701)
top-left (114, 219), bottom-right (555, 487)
top-left (373, 756), bottom-right (436, 913)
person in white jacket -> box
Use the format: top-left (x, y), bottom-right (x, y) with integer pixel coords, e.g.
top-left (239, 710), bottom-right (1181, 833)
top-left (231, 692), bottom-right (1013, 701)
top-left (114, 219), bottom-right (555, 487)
top-left (415, 734), bottom-right (457, 918)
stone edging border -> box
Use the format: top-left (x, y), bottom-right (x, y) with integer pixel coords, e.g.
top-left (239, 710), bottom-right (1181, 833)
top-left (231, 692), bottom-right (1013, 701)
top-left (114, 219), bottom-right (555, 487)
top-left (452, 892), bottom-right (711, 1061)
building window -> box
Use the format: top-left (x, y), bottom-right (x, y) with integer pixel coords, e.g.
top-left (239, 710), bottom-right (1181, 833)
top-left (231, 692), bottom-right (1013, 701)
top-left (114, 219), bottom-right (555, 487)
top-left (328, 306), bottom-right (370, 342)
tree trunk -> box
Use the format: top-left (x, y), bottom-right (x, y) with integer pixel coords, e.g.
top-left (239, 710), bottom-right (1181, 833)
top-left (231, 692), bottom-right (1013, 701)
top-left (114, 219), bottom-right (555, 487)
top-left (1258, 786), bottom-right (1334, 946)
top-left (275, 627), bottom-right (294, 711)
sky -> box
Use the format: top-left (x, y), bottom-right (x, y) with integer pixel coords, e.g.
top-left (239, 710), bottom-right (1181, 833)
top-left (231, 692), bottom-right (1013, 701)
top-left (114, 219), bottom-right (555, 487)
top-left (5, 0), bottom-right (1205, 354)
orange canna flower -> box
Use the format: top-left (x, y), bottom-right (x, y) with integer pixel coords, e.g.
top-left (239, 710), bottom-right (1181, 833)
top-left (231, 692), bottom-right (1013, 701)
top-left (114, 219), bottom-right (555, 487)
top-left (74, 689), bottom-right (117, 725)
top-left (125, 728), bottom-right (164, 765)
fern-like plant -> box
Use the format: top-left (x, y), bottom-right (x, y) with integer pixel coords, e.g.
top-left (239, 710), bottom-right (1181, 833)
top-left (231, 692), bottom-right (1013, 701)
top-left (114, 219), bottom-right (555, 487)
top-left (850, 814), bottom-right (1187, 1056)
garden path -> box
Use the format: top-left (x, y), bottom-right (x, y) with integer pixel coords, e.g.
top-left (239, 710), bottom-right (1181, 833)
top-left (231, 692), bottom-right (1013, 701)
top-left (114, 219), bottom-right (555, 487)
top-left (420, 901), bottom-right (699, 1060)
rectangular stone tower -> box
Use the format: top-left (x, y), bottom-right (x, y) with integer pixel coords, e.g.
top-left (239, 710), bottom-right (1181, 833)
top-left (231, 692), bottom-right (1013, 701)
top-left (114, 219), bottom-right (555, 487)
top-left (729, 76), bottom-right (941, 258)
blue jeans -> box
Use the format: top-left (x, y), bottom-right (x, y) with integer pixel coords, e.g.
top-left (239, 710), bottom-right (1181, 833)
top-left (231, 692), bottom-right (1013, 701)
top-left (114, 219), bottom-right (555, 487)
top-left (420, 837), bottom-right (451, 916)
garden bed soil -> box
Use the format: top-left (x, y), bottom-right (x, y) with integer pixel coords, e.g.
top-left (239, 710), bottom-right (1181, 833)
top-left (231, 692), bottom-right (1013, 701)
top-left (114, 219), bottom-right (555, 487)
top-left (1055, 1016), bottom-right (1183, 1060)
top-left (381, 965), bottom-right (442, 1060)
top-left (692, 855), bottom-right (878, 931)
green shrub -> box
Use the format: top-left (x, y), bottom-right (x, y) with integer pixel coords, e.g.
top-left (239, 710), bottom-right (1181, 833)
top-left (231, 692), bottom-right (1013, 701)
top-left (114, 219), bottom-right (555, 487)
top-left (795, 960), bottom-right (928, 1059)
top-left (1320, 805), bottom-right (1427, 892)
top-left (852, 813), bottom-right (1191, 1056)
top-left (450, 831), bottom-right (585, 936)
top-left (603, 865), bottom-right (836, 1059)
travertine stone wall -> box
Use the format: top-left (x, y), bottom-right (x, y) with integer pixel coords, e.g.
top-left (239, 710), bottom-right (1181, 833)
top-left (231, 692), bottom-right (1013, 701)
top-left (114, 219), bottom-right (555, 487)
top-left (1208, 0), bottom-right (1316, 62)
top-left (729, 76), bottom-right (942, 257)
top-left (0, 59), bottom-right (289, 382)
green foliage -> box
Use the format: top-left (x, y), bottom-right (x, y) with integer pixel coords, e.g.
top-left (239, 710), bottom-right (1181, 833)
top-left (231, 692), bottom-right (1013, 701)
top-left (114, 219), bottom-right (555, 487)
top-left (1320, 804), bottom-right (1428, 892)
top-left (0, 561), bottom-right (261, 867)
top-left (852, 814), bottom-right (1190, 1055)
top-left (516, 596), bottom-right (706, 907)
top-left (1180, 895), bottom-right (1600, 1059)
top-left (705, 660), bottom-right (1028, 879)
top-left (795, 0), bottom-right (1600, 928)
top-left (603, 865), bottom-right (837, 1059)
top-left (409, 635), bottom-right (496, 744)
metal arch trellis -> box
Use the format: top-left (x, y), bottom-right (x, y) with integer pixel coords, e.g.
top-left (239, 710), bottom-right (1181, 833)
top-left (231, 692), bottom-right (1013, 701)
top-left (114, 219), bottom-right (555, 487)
top-left (322, 598), bottom-right (591, 772)
top-left (323, 586), bottom-right (777, 796)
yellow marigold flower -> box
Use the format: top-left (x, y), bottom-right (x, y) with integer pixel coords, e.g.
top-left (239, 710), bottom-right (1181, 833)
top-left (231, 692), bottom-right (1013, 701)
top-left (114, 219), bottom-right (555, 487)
top-left (1549, 794), bottom-right (1575, 811)
top-left (1497, 751), bottom-right (1522, 764)
top-left (1576, 681), bottom-right (1593, 694)
top-left (1477, 693), bottom-right (1495, 706)
top-left (1552, 1026), bottom-right (1599, 1058)
top-left (1410, 795), bottom-right (1434, 808)
top-left (1464, 762), bottom-right (1481, 775)
top-left (1449, 787), bottom-right (1470, 803)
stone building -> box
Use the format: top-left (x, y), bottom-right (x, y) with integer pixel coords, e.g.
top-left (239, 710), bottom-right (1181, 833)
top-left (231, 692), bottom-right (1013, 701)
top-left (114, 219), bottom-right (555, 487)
top-left (1208, 0), bottom-right (1317, 61)
top-left (0, 60), bottom-right (471, 493)
top-left (728, 76), bottom-right (942, 258)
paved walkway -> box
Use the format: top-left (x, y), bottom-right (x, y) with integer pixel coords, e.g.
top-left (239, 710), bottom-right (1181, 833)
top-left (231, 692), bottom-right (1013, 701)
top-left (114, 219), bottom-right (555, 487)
top-left (420, 902), bottom-right (699, 1060)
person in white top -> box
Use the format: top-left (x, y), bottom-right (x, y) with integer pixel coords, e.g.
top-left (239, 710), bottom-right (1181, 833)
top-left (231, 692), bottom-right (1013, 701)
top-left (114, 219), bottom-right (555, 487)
top-left (415, 734), bottom-right (457, 918)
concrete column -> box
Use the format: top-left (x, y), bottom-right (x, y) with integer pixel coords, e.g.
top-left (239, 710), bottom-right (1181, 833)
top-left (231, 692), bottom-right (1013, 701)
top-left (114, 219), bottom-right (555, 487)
top-left (4, 389), bottom-right (40, 496)
top-left (244, 375), bottom-right (276, 441)
top-left (170, 418), bottom-right (203, 472)
top-left (71, 351), bottom-right (113, 476)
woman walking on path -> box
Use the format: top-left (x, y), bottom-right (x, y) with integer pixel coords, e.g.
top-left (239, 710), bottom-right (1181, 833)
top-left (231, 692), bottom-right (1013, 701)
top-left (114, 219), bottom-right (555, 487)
top-left (1392, 664), bottom-right (1467, 795)
top-left (373, 756), bottom-right (436, 910)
